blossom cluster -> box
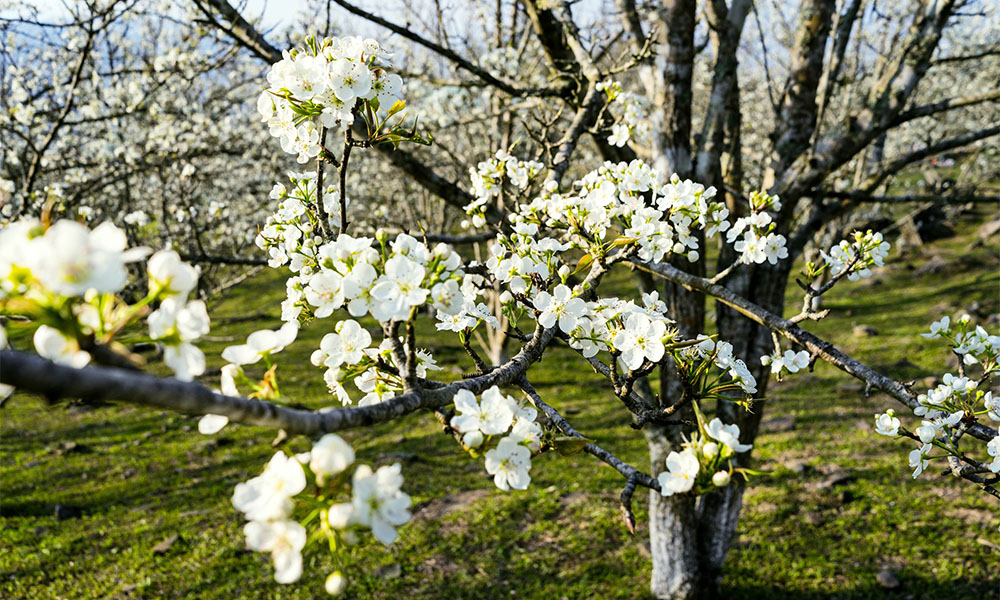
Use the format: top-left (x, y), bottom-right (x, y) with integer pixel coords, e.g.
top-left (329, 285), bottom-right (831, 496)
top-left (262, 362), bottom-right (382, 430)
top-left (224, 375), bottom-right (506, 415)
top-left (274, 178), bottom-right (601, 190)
top-left (0, 218), bottom-right (207, 380)
top-left (450, 385), bottom-right (542, 490)
top-left (255, 172), bottom-right (348, 266)
top-left (873, 317), bottom-right (999, 478)
top-left (256, 35), bottom-right (402, 163)
top-left (463, 149), bottom-right (544, 228)
top-left (232, 433), bottom-right (411, 593)
top-left (480, 221), bottom-right (758, 395)
top-left (820, 230), bottom-right (891, 281)
top-left (921, 314), bottom-right (1000, 370)
top-left (597, 79), bottom-right (651, 148)
top-left (507, 160), bottom-right (729, 264)
top-left (274, 230), bottom-right (467, 325)
top-left (761, 348), bottom-right (810, 377)
top-left (658, 415), bottom-right (752, 496)
top-left (310, 321), bottom-right (442, 406)
top-left (724, 192), bottom-right (789, 266)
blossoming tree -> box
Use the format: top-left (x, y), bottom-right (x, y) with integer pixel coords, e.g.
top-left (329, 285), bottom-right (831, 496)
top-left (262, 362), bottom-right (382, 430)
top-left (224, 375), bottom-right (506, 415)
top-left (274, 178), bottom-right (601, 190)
top-left (2, 0), bottom-right (999, 598)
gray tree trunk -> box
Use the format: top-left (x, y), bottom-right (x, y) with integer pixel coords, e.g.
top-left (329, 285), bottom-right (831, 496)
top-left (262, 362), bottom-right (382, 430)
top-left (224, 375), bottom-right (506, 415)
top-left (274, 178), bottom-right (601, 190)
top-left (646, 423), bottom-right (701, 599)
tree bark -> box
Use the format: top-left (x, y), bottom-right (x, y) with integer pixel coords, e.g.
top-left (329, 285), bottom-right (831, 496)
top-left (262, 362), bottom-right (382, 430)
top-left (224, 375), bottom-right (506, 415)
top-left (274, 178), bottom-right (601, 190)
top-left (646, 425), bottom-right (701, 599)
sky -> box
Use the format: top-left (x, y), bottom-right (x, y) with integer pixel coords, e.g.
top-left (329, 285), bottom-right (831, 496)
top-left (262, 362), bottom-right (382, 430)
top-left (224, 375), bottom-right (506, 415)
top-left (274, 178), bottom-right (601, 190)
top-left (15, 0), bottom-right (311, 28)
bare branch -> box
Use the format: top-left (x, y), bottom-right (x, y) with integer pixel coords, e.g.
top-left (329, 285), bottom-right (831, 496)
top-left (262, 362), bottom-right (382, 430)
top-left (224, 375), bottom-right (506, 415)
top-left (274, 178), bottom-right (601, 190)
top-left (813, 192), bottom-right (1000, 204)
top-left (330, 0), bottom-right (562, 98)
top-left (890, 89), bottom-right (1000, 128)
top-left (861, 124), bottom-right (1000, 191)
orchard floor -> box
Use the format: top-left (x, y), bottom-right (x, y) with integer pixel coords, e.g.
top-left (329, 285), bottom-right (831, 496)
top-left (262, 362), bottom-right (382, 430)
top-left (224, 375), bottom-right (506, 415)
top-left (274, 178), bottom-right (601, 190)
top-left (2, 207), bottom-right (999, 600)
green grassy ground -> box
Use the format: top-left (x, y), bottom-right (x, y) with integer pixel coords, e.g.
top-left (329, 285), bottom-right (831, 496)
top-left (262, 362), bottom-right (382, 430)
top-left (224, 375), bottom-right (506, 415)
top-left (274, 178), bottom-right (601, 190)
top-left (2, 207), bottom-right (998, 599)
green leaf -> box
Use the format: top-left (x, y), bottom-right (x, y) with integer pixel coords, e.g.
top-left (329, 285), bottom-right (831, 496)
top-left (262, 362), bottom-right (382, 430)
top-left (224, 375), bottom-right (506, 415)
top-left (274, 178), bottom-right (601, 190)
top-left (552, 436), bottom-right (590, 456)
top-left (573, 253), bottom-right (594, 275)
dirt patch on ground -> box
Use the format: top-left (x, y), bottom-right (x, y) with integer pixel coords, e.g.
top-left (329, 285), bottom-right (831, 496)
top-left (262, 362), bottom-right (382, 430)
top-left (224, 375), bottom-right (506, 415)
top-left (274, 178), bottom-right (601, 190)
top-left (412, 489), bottom-right (492, 522)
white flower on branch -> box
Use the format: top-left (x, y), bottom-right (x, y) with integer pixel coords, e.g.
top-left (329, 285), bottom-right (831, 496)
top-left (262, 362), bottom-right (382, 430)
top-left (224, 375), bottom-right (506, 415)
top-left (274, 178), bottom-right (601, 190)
top-left (232, 451), bottom-right (307, 523)
top-left (874, 412), bottom-right (901, 437)
top-left (988, 436), bottom-right (1000, 473)
top-left (244, 519), bottom-right (307, 584)
top-left (534, 284), bottom-right (586, 333)
top-left (349, 464), bottom-right (412, 545)
top-left (909, 444), bottom-right (931, 479)
top-left (614, 312), bottom-right (667, 371)
top-left (222, 321), bottom-right (299, 366)
top-left (148, 297), bottom-right (210, 381)
top-left (313, 320), bottom-right (371, 369)
top-left (658, 449), bottom-right (700, 496)
top-left (147, 250), bottom-right (198, 300)
top-left (451, 387), bottom-right (515, 438)
top-left (485, 437), bottom-right (532, 491)
top-left (310, 434), bottom-right (355, 485)
top-left (33, 325), bottom-right (91, 368)
top-left (706, 418), bottom-right (753, 454)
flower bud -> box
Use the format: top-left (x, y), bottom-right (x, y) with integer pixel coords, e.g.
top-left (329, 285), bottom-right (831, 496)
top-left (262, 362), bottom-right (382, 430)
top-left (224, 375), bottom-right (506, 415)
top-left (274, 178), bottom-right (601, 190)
top-left (712, 471), bottom-right (731, 487)
top-left (463, 430), bottom-right (484, 449)
top-left (325, 572), bottom-right (347, 595)
top-left (375, 228), bottom-right (388, 244)
top-left (702, 442), bottom-right (719, 458)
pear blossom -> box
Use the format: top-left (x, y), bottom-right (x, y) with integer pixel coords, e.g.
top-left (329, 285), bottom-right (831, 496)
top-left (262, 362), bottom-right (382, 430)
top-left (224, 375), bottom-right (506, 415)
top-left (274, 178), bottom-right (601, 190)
top-left (909, 444), bottom-right (931, 478)
top-left (310, 434), bottom-right (355, 484)
top-left (243, 519), bottom-right (307, 584)
top-left (508, 416), bottom-right (543, 452)
top-left (450, 387), bottom-right (515, 437)
top-left (306, 271), bottom-right (346, 318)
top-left (147, 250), bottom-right (198, 300)
top-left (33, 220), bottom-right (147, 296)
top-left (533, 284), bottom-right (587, 333)
top-left (922, 316), bottom-right (951, 339)
top-left (988, 436), bottom-right (1000, 473)
top-left (350, 464), bottom-right (412, 545)
top-left (148, 298), bottom-right (210, 381)
top-left (985, 392), bottom-right (999, 421)
top-left (369, 255), bottom-right (429, 321)
top-left (485, 437), bottom-right (532, 491)
top-left (222, 321), bottom-right (299, 365)
top-left (706, 418), bottom-right (753, 453)
top-left (33, 325), bottom-right (91, 368)
top-left (608, 123), bottom-right (630, 147)
top-left (874, 412), bottom-right (901, 437)
top-left (761, 349), bottom-right (809, 375)
top-left (232, 451), bottom-right (307, 522)
top-left (316, 320), bottom-right (372, 368)
top-left (613, 312), bottom-right (667, 370)
top-left (658, 449), bottom-right (700, 495)
top-left (915, 420), bottom-right (939, 444)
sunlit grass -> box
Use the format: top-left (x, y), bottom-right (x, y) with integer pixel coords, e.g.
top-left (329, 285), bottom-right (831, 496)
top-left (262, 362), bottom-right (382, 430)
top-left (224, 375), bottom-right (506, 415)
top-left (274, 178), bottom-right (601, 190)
top-left (1, 206), bottom-right (997, 599)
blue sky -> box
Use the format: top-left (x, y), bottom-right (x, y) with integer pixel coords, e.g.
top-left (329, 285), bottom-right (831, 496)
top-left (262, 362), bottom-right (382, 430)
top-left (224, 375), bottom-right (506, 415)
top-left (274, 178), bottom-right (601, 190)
top-left (19, 0), bottom-right (311, 28)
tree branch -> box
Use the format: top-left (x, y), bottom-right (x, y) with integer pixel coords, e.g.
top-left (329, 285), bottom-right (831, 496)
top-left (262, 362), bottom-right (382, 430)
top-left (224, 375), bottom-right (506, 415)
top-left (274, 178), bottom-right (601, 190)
top-left (630, 258), bottom-right (999, 444)
top-left (329, 0), bottom-right (561, 98)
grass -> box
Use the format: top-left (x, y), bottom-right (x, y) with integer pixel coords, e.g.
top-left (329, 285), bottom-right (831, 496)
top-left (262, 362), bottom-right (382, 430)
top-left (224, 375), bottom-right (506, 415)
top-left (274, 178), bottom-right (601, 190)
top-left (2, 205), bottom-right (998, 599)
